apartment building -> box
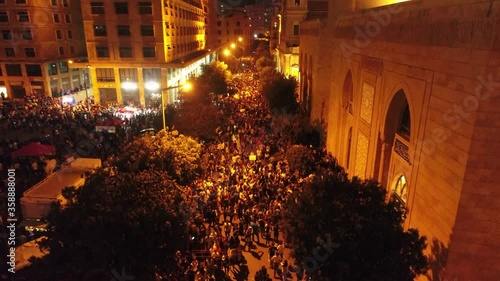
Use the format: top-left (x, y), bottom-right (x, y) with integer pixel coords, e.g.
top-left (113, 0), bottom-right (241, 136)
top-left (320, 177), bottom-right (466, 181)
top-left (0, 0), bottom-right (87, 99)
top-left (208, 10), bottom-right (251, 54)
top-left (76, 0), bottom-right (214, 106)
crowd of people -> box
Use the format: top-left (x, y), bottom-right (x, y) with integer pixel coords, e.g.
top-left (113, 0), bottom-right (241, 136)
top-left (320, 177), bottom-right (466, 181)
top-left (165, 69), bottom-right (321, 281)
top-left (0, 94), bottom-right (160, 221)
top-left (1, 64), bottom-right (329, 280)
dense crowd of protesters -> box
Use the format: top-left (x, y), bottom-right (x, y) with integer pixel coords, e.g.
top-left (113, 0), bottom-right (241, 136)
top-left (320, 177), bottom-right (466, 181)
top-left (0, 65), bottom-right (330, 280)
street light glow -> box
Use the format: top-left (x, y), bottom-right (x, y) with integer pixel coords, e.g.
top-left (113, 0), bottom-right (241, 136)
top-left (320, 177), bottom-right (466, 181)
top-left (231, 43), bottom-right (236, 49)
top-left (238, 37), bottom-right (243, 42)
top-left (224, 49), bottom-right (231, 56)
top-left (182, 83), bottom-right (192, 91)
top-left (122, 81), bottom-right (138, 90)
top-left (145, 81), bottom-right (160, 91)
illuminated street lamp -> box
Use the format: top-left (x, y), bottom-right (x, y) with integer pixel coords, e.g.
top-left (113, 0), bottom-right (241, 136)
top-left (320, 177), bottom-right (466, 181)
top-left (238, 37), bottom-right (243, 42)
top-left (223, 49), bottom-right (231, 56)
top-left (160, 82), bottom-right (192, 129)
top-left (231, 43), bottom-right (236, 49)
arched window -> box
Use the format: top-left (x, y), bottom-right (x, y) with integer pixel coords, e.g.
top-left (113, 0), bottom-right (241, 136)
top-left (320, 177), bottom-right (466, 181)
top-left (392, 175), bottom-right (408, 206)
top-left (346, 127), bottom-right (352, 169)
top-left (398, 104), bottom-right (410, 140)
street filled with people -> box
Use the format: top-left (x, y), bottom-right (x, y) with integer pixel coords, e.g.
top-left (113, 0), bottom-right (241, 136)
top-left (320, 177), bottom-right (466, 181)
top-left (0, 63), bottom-right (333, 281)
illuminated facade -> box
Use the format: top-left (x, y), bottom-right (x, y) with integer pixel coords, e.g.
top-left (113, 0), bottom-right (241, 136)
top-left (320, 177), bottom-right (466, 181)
top-left (0, 0), bottom-right (87, 99)
top-left (208, 10), bottom-right (252, 53)
top-left (301, 0), bottom-right (500, 279)
top-left (274, 0), bottom-right (327, 79)
top-left (78, 0), bottom-right (214, 106)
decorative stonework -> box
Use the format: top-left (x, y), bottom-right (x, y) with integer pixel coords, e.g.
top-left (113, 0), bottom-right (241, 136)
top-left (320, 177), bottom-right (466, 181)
top-left (360, 82), bottom-right (375, 124)
top-left (394, 138), bottom-right (410, 164)
top-left (354, 132), bottom-right (369, 178)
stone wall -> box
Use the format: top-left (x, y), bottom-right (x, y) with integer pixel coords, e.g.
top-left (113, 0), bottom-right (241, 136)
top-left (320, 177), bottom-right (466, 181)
top-left (313, 0), bottom-right (500, 279)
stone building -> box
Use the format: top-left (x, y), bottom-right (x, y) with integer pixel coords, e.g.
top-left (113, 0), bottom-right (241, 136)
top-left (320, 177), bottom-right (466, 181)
top-left (76, 0), bottom-right (215, 106)
top-left (207, 10), bottom-right (252, 54)
top-left (0, 0), bottom-right (87, 98)
top-left (299, 0), bottom-right (500, 279)
top-left (274, 0), bottom-right (328, 79)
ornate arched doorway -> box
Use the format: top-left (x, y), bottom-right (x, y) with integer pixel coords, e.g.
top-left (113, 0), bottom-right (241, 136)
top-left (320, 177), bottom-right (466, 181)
top-left (379, 89), bottom-right (412, 211)
top-left (341, 70), bottom-right (354, 170)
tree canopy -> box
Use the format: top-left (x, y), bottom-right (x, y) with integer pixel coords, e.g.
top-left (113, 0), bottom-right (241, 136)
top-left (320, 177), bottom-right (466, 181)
top-left (282, 166), bottom-right (429, 281)
top-left (116, 129), bottom-right (202, 185)
top-left (197, 61), bottom-right (232, 95)
top-left (33, 169), bottom-right (191, 281)
top-left (172, 98), bottom-right (222, 142)
top-left (261, 73), bottom-right (298, 114)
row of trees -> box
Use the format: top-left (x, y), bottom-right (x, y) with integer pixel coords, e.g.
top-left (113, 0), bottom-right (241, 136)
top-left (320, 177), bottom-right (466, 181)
top-left (31, 130), bottom-right (201, 281)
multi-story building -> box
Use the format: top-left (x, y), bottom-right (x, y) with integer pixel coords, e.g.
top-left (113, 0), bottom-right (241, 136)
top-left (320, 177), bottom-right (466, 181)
top-left (208, 10), bottom-right (251, 54)
top-left (76, 0), bottom-right (215, 106)
top-left (300, 0), bottom-right (500, 279)
top-left (0, 0), bottom-right (87, 99)
top-left (274, 0), bottom-right (327, 79)
top-left (244, 4), bottom-right (269, 36)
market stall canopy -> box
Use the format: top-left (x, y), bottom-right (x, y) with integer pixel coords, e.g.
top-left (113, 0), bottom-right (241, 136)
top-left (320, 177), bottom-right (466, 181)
top-left (11, 142), bottom-right (55, 157)
top-left (97, 117), bottom-right (124, 127)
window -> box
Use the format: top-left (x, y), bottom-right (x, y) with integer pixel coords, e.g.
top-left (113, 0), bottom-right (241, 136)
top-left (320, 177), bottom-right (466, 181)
top-left (65, 14), bottom-right (71, 23)
top-left (138, 2), bottom-right (152, 14)
top-left (96, 68), bottom-right (115, 82)
top-left (51, 0), bottom-right (57, 6)
top-left (59, 62), bottom-right (68, 73)
top-left (293, 24), bottom-right (299, 36)
top-left (119, 46), bottom-right (132, 58)
top-left (56, 30), bottom-right (62, 39)
top-left (295, 0), bottom-right (300, 5)
top-left (24, 48), bottom-right (35, 57)
top-left (59, 46), bottom-right (64, 55)
top-left (392, 175), bottom-right (408, 206)
top-left (4, 48), bottom-right (15, 57)
top-left (15, 0), bottom-right (26, 3)
top-left (93, 24), bottom-right (107, 36)
top-left (140, 25), bottom-right (154, 36)
top-left (5, 64), bottom-right (22, 76)
top-left (0, 11), bottom-right (8, 22)
top-left (117, 25), bottom-right (130, 36)
top-left (399, 105), bottom-right (411, 140)
top-left (96, 46), bottom-right (109, 57)
top-left (142, 46), bottom-right (156, 58)
top-left (114, 2), bottom-right (128, 14)
top-left (119, 68), bottom-right (138, 82)
top-left (17, 11), bottom-right (29, 22)
top-left (217, 21), bottom-right (220, 26)
top-left (26, 64), bottom-right (42, 76)
top-left (90, 2), bottom-right (104, 14)
top-left (1, 30), bottom-right (12, 39)
top-left (62, 0), bottom-right (68, 7)
top-left (53, 14), bottom-right (60, 23)
top-left (70, 46), bottom-right (74, 54)
top-left (67, 30), bottom-right (72, 39)
top-left (47, 63), bottom-right (57, 75)
top-left (21, 29), bottom-right (32, 39)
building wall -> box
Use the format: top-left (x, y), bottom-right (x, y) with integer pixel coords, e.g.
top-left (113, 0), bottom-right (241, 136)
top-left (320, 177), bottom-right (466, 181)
top-left (211, 11), bottom-right (252, 53)
top-left (80, 0), bottom-right (209, 106)
top-left (0, 0), bottom-right (87, 98)
top-left (301, 0), bottom-right (500, 279)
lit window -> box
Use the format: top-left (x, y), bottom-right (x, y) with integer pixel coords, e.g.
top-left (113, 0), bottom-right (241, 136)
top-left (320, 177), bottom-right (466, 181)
top-left (392, 175), bottom-right (408, 205)
top-left (93, 25), bottom-right (107, 36)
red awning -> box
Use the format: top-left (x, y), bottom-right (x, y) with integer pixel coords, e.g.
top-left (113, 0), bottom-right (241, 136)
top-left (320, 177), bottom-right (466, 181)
top-left (11, 142), bottom-right (55, 158)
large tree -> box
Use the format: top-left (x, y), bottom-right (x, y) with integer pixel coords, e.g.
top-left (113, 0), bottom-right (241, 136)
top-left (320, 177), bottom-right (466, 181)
top-left (172, 98), bottom-right (222, 142)
top-left (261, 73), bottom-right (299, 114)
top-left (116, 129), bottom-right (202, 185)
top-left (197, 61), bottom-right (232, 95)
top-left (282, 168), bottom-right (429, 281)
top-left (32, 169), bottom-right (192, 281)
